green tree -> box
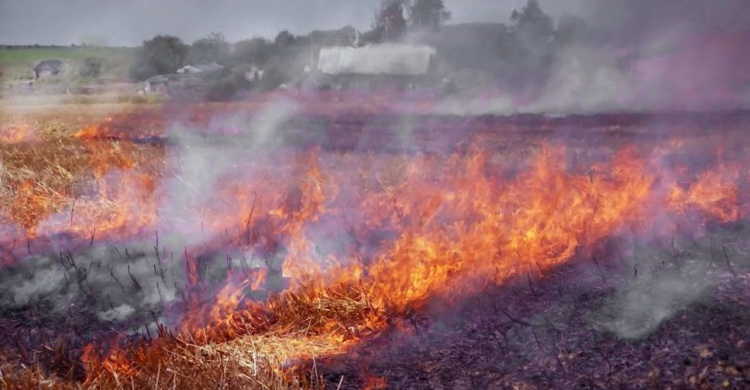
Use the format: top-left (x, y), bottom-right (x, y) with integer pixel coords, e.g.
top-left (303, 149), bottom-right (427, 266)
top-left (79, 57), bottom-right (105, 78)
top-left (129, 35), bottom-right (188, 81)
top-left (233, 37), bottom-right (276, 65)
top-left (188, 32), bottom-right (230, 65)
top-left (408, 0), bottom-right (451, 30)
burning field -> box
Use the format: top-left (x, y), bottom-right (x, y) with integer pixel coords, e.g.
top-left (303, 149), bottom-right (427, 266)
top-left (0, 99), bottom-right (749, 389)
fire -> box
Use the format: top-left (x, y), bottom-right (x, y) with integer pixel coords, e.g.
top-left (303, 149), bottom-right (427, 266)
top-left (666, 164), bottom-right (740, 223)
top-left (0, 118), bottom-right (36, 144)
top-left (0, 111), bottom-right (745, 387)
top-left (74, 117), bottom-right (115, 139)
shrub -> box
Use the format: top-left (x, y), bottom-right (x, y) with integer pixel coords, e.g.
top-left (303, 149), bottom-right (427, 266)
top-left (79, 57), bottom-right (105, 78)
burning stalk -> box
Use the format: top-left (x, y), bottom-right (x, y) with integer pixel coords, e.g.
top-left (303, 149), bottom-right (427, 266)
top-left (245, 192), bottom-right (257, 245)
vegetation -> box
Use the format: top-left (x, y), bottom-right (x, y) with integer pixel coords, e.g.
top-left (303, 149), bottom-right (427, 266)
top-left (372, 0), bottom-right (408, 42)
top-left (78, 57), bottom-right (105, 78)
top-left (0, 0), bottom-right (633, 101)
top-left (129, 35), bottom-right (189, 81)
top-left (408, 0), bottom-right (452, 30)
top-left (188, 32), bottom-right (231, 65)
top-left (0, 46), bottom-right (133, 81)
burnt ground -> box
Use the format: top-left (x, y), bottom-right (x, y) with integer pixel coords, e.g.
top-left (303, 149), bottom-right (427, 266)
top-left (322, 229), bottom-right (750, 390)
top-left (2, 110), bottom-right (750, 388)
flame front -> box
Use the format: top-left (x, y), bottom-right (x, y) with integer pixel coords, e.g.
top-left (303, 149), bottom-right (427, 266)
top-left (0, 113), bottom-right (743, 386)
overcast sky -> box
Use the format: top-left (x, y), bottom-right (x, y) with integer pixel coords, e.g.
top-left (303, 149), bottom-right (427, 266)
top-left (0, 0), bottom-right (584, 46)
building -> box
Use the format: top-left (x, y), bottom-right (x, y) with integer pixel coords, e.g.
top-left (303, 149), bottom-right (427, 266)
top-left (144, 75), bottom-right (171, 94)
top-left (176, 63), bottom-right (225, 75)
top-left (32, 59), bottom-right (64, 79)
top-left (315, 43), bottom-right (437, 90)
top-left (244, 65), bottom-right (264, 83)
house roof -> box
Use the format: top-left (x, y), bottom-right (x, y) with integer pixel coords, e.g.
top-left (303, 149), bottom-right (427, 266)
top-left (33, 59), bottom-right (64, 72)
top-left (177, 63), bottom-right (225, 73)
top-left (146, 75), bottom-right (170, 83)
top-left (317, 44), bottom-right (436, 76)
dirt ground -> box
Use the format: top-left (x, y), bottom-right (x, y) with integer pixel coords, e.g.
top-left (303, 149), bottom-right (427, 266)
top-left (322, 232), bottom-right (750, 389)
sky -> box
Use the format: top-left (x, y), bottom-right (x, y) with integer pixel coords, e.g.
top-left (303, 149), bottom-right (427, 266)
top-left (0, 0), bottom-right (584, 46)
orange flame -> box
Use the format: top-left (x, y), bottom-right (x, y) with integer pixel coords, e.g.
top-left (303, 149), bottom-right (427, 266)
top-left (2, 114), bottom-right (745, 385)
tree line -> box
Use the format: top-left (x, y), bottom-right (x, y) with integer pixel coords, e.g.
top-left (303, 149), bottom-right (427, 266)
top-left (124, 0), bottom-right (590, 98)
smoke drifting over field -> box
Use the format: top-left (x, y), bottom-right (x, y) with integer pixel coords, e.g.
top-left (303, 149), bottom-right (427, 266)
top-left (434, 0), bottom-right (750, 115)
top-left (0, 2), bottom-right (749, 389)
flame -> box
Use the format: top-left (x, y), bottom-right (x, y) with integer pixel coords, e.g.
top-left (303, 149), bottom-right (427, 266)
top-left (0, 119), bottom-right (36, 144)
top-left (667, 163), bottom-right (740, 223)
top-left (1, 112), bottom-right (745, 385)
top-left (363, 373), bottom-right (388, 390)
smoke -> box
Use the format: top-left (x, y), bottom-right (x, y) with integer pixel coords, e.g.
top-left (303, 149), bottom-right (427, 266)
top-left (0, 98), bottom-right (302, 333)
top-left (591, 239), bottom-right (725, 340)
top-left (587, 139), bottom-right (748, 339)
top-left (159, 98), bottom-right (299, 244)
top-left (433, 0), bottom-right (750, 115)
top-left (0, 242), bottom-right (183, 328)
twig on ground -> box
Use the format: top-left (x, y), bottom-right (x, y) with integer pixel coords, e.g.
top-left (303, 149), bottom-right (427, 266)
top-left (527, 273), bottom-right (537, 296)
top-left (497, 306), bottom-right (532, 327)
top-left (721, 246), bottom-right (737, 277)
top-left (592, 255), bottom-right (607, 284)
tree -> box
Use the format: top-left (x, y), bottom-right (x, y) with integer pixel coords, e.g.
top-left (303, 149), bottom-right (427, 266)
top-left (511, 0), bottom-right (554, 44)
top-left (274, 30), bottom-right (297, 48)
top-left (233, 37), bottom-right (276, 65)
top-left (188, 32), bottom-right (230, 65)
top-left (408, 0), bottom-right (451, 30)
top-left (504, 1), bottom-right (555, 93)
top-left (129, 35), bottom-right (188, 81)
top-left (372, 0), bottom-right (407, 42)
top-left (79, 57), bottom-right (105, 78)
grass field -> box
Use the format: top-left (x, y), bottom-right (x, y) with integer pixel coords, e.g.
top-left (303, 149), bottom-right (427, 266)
top-left (0, 46), bottom-right (134, 81)
top-left (0, 104), bottom-right (748, 389)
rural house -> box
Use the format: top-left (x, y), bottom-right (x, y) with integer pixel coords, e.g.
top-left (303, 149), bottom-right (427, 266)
top-left (144, 75), bottom-right (171, 94)
top-left (32, 59), bottom-right (64, 79)
top-left (176, 63), bottom-right (225, 75)
top-left (315, 43), bottom-right (437, 90)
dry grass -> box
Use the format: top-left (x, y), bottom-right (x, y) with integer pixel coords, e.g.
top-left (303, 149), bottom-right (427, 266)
top-left (0, 139), bottom-right (164, 230)
top-left (0, 355), bottom-right (77, 390)
top-left (81, 284), bottom-right (383, 389)
top-left (0, 103), bottom-right (166, 231)
top-left (82, 334), bottom-right (324, 390)
top-left (0, 285), bottom-right (380, 389)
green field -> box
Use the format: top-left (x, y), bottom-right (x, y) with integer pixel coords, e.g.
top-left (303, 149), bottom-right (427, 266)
top-left (0, 46), bottom-right (134, 81)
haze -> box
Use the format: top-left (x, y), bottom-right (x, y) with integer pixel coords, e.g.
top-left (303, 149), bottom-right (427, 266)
top-left (0, 0), bottom-right (583, 46)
